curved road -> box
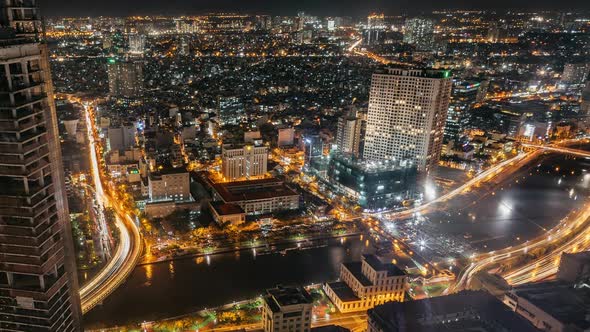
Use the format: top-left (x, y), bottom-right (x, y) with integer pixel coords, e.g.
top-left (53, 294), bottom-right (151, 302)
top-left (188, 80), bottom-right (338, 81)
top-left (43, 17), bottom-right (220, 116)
top-left (377, 150), bottom-right (540, 220)
top-left (78, 102), bottom-right (143, 314)
top-left (450, 144), bottom-right (590, 293)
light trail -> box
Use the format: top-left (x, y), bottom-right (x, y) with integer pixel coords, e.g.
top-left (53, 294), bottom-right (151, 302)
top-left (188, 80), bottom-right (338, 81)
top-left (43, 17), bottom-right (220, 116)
top-left (347, 38), bottom-right (362, 52)
top-left (377, 150), bottom-right (540, 219)
top-left (78, 101), bottom-right (142, 314)
top-left (449, 141), bottom-right (590, 292)
top-left (523, 143), bottom-right (590, 158)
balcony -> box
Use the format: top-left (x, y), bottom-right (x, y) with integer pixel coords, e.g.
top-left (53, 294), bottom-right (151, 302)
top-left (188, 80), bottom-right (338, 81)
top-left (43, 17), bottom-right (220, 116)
top-left (0, 116), bottom-right (45, 132)
top-left (0, 157), bottom-right (49, 177)
top-left (0, 93), bottom-right (46, 109)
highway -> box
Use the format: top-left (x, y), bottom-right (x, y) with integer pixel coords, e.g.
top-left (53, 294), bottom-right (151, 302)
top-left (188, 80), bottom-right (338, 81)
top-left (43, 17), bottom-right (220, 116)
top-left (449, 144), bottom-right (590, 292)
top-left (78, 102), bottom-right (143, 314)
top-left (378, 150), bottom-right (541, 220)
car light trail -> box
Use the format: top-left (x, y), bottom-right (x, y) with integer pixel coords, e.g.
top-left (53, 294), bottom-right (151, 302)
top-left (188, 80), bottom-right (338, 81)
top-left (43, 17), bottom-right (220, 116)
top-left (78, 101), bottom-right (143, 314)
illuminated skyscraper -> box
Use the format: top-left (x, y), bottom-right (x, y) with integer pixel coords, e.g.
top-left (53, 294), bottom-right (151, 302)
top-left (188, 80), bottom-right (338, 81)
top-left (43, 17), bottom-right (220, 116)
top-left (403, 17), bottom-right (435, 51)
top-left (363, 67), bottom-right (452, 173)
top-left (0, 1), bottom-right (82, 330)
top-left (127, 33), bottom-right (145, 55)
top-left (107, 58), bottom-right (144, 98)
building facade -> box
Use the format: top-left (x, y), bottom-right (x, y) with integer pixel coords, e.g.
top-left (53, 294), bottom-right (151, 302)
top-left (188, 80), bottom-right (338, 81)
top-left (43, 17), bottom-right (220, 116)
top-left (561, 62), bottom-right (589, 85)
top-left (0, 1), bottom-right (82, 330)
top-left (335, 108), bottom-right (366, 158)
top-left (363, 67), bottom-right (453, 173)
top-left (148, 168), bottom-right (190, 202)
top-left (107, 124), bottom-right (136, 151)
top-left (328, 153), bottom-right (416, 211)
top-left (445, 80), bottom-right (483, 140)
top-left (217, 95), bottom-right (244, 125)
top-left (324, 255), bottom-right (407, 313)
top-left (262, 286), bottom-right (313, 332)
top-left (211, 178), bottom-right (299, 215)
top-left (403, 17), bottom-right (435, 51)
top-left (504, 281), bottom-right (590, 332)
top-left (221, 143), bottom-right (268, 181)
top-left (107, 58), bottom-right (144, 98)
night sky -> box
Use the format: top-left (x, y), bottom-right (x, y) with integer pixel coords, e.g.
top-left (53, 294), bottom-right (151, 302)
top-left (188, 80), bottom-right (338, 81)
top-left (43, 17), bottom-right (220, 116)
top-left (39, 0), bottom-right (590, 17)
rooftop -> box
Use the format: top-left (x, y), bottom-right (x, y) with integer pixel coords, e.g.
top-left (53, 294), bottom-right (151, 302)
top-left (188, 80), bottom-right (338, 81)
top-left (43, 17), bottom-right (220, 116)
top-left (369, 290), bottom-right (538, 332)
top-left (265, 286), bottom-right (313, 313)
top-left (363, 254), bottom-right (406, 277)
top-left (512, 281), bottom-right (590, 330)
top-left (212, 178), bottom-right (298, 203)
top-left (210, 201), bottom-right (245, 216)
top-left (342, 262), bottom-right (372, 287)
top-left (326, 282), bottom-right (360, 302)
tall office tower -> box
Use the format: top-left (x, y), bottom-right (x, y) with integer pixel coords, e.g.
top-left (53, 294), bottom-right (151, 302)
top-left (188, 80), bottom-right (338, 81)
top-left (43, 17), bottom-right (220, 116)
top-left (107, 58), bottom-right (144, 98)
top-left (445, 80), bottom-right (482, 140)
top-left (127, 33), bottom-right (145, 55)
top-left (403, 17), bottom-right (435, 51)
top-left (561, 63), bottom-right (589, 85)
top-left (221, 143), bottom-right (268, 181)
top-left (363, 68), bottom-right (453, 173)
top-left (0, 1), bottom-right (82, 331)
top-left (336, 107), bottom-right (366, 158)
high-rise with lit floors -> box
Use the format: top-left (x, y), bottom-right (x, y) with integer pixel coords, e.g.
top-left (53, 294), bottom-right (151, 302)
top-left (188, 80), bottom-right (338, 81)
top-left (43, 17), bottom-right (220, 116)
top-left (0, 1), bottom-right (82, 331)
top-left (107, 58), bottom-right (144, 99)
top-left (403, 17), bottom-right (435, 51)
top-left (363, 67), bottom-right (452, 173)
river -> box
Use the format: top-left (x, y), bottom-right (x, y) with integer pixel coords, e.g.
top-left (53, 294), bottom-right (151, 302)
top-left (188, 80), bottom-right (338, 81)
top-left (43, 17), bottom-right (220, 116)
top-left (83, 151), bottom-right (590, 328)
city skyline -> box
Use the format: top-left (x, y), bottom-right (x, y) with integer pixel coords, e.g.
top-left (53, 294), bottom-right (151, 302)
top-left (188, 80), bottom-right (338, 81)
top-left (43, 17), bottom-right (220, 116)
top-left (40, 0), bottom-right (590, 17)
top-left (2, 1), bottom-right (590, 331)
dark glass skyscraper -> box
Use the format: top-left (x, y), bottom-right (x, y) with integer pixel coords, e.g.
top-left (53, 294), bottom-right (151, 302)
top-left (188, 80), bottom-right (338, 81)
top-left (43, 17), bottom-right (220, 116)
top-left (0, 1), bottom-right (82, 331)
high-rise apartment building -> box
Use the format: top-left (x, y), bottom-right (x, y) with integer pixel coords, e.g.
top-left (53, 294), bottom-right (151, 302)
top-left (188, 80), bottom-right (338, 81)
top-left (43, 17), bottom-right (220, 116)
top-left (217, 95), bottom-right (244, 125)
top-left (107, 58), bottom-right (144, 98)
top-left (221, 143), bottom-right (268, 181)
top-left (0, 1), bottom-right (82, 330)
top-left (403, 17), bottom-right (435, 51)
top-left (561, 63), bottom-right (589, 85)
top-left (336, 107), bottom-right (366, 158)
top-left (127, 33), bottom-right (145, 55)
top-left (363, 67), bottom-right (453, 173)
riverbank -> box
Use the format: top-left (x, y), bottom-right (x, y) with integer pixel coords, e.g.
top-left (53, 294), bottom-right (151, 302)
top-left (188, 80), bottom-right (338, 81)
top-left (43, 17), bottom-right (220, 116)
top-left (139, 221), bottom-right (363, 266)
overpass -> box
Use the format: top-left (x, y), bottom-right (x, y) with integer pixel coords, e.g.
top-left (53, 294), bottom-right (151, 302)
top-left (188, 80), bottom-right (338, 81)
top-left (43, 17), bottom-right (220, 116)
top-left (522, 144), bottom-right (590, 158)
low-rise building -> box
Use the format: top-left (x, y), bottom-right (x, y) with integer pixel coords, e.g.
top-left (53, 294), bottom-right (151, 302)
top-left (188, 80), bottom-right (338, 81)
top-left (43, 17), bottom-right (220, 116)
top-left (209, 201), bottom-right (246, 226)
top-left (148, 167), bottom-right (190, 202)
top-left (145, 167), bottom-right (193, 217)
top-left (262, 286), bottom-right (313, 332)
top-left (369, 290), bottom-right (538, 332)
top-left (557, 251), bottom-right (590, 282)
top-left (504, 280), bottom-right (590, 331)
top-left (324, 254), bottom-right (407, 313)
top-left (211, 178), bottom-right (299, 215)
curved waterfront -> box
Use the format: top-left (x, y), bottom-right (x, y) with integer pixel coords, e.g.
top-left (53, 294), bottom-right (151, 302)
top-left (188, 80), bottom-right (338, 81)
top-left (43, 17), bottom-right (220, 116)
top-left (84, 152), bottom-right (590, 328)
